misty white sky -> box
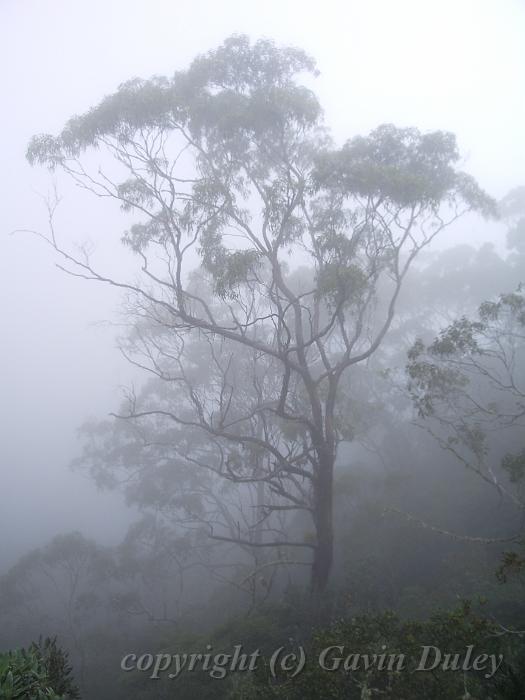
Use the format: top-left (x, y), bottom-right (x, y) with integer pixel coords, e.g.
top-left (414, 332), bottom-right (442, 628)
top-left (1, 0), bottom-right (524, 569)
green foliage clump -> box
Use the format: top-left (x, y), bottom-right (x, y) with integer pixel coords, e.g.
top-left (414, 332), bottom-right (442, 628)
top-left (236, 603), bottom-right (525, 699)
top-left (0, 638), bottom-right (79, 700)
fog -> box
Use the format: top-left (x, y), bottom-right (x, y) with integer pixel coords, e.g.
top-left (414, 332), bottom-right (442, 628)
top-left (0, 2), bottom-right (524, 698)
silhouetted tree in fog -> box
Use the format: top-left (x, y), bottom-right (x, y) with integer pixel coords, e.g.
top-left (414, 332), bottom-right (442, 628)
top-left (27, 35), bottom-right (495, 597)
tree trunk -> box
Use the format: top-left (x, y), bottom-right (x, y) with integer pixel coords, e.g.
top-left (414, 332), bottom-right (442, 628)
top-left (311, 454), bottom-right (334, 597)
